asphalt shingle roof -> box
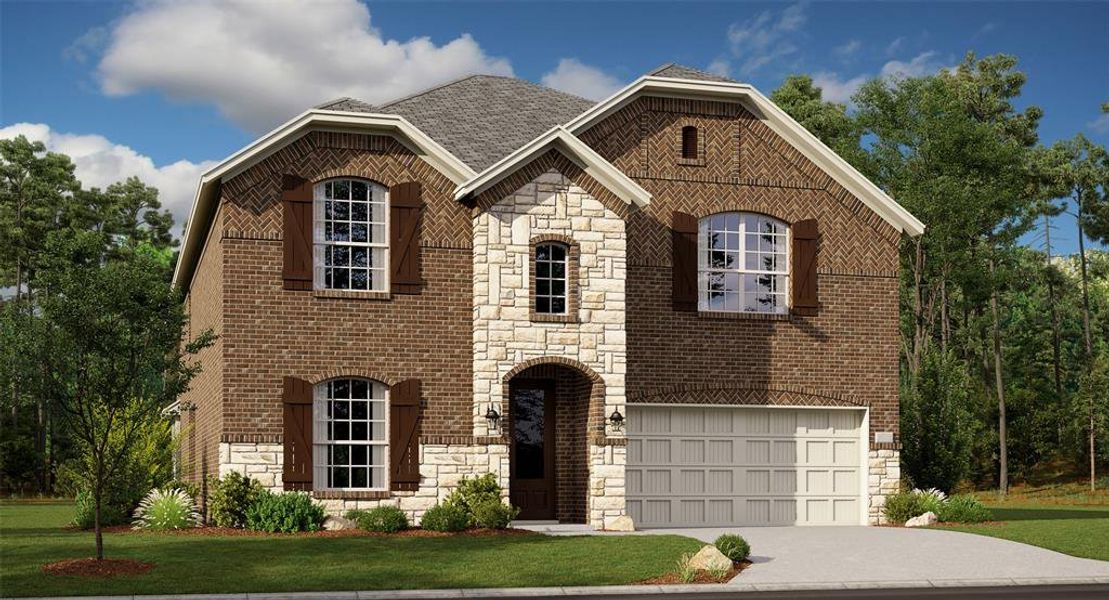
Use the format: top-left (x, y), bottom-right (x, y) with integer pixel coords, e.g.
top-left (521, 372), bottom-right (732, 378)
top-left (314, 65), bottom-right (730, 171)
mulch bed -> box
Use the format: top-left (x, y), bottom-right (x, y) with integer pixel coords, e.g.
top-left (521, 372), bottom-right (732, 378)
top-left (122, 526), bottom-right (538, 538)
top-left (638, 560), bottom-right (750, 585)
top-left (42, 558), bottom-right (154, 578)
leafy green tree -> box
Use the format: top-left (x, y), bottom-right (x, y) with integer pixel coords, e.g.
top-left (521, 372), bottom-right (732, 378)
top-left (770, 74), bottom-right (867, 168)
top-left (34, 231), bottom-right (212, 558)
top-left (0, 135), bottom-right (78, 301)
top-left (901, 348), bottom-right (978, 493)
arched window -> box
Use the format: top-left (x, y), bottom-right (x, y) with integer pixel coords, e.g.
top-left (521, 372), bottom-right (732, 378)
top-left (534, 242), bottom-right (568, 314)
top-left (681, 126), bottom-right (699, 159)
top-left (313, 378), bottom-right (388, 490)
top-left (314, 178), bottom-right (388, 291)
top-left (698, 213), bottom-right (789, 314)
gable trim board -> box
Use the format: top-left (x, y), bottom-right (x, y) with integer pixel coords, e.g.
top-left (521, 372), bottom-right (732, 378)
top-left (171, 110), bottom-right (476, 291)
top-left (454, 127), bottom-right (652, 209)
top-left (564, 76), bottom-right (926, 238)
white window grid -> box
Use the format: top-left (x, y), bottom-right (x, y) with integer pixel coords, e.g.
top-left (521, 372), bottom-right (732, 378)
top-left (698, 213), bottom-right (790, 314)
top-left (535, 242), bottom-right (568, 314)
top-left (313, 378), bottom-right (389, 491)
top-left (313, 179), bottom-right (389, 292)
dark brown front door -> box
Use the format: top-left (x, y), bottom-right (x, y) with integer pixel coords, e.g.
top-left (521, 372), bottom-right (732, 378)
top-left (510, 380), bottom-right (556, 520)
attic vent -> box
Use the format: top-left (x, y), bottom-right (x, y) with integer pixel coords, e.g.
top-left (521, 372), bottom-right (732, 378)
top-left (681, 126), bottom-right (698, 159)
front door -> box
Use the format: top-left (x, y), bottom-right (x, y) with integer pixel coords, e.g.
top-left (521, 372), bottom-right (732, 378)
top-left (509, 380), bottom-right (556, 520)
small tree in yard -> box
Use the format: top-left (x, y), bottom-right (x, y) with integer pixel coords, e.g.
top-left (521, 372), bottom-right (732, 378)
top-left (901, 349), bottom-right (978, 493)
top-left (35, 231), bottom-right (213, 560)
top-left (1073, 351), bottom-right (1109, 487)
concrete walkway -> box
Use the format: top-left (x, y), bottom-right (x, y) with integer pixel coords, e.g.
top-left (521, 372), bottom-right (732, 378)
top-left (517, 523), bottom-right (1109, 586)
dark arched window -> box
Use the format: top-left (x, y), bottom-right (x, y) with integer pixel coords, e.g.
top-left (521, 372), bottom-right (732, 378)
top-left (681, 126), bottom-right (699, 159)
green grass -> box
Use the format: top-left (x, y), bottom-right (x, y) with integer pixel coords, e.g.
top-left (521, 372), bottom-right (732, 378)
top-left (939, 502), bottom-right (1109, 562)
top-left (0, 501), bottom-right (701, 598)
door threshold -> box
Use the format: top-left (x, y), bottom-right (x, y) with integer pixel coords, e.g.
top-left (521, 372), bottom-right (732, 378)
top-left (512, 520), bottom-right (559, 525)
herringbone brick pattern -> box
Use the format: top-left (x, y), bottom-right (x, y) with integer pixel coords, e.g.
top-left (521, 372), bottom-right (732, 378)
top-left (627, 385), bottom-right (866, 408)
top-left (223, 132), bottom-right (470, 248)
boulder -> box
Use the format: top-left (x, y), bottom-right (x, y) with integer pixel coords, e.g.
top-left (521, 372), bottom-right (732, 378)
top-left (904, 511), bottom-right (938, 528)
top-left (688, 544), bottom-right (732, 571)
top-left (606, 515), bottom-right (636, 532)
top-left (323, 515), bottom-right (357, 531)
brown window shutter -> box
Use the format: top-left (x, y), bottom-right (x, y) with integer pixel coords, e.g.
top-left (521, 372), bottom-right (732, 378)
top-left (281, 175), bottom-right (314, 291)
top-left (390, 182), bottom-right (423, 295)
top-left (390, 379), bottom-right (421, 491)
top-left (282, 376), bottom-right (313, 491)
top-left (792, 219), bottom-right (820, 316)
top-left (672, 211), bottom-right (699, 312)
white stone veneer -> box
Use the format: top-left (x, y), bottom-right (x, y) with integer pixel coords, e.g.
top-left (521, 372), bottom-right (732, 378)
top-left (218, 441), bottom-right (509, 524)
top-left (868, 448), bottom-right (901, 525)
top-left (472, 169), bottom-right (629, 528)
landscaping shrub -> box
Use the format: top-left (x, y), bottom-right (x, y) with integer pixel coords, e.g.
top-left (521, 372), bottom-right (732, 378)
top-left (884, 489), bottom-right (946, 524)
top-left (73, 489), bottom-right (132, 529)
top-left (937, 494), bottom-right (992, 524)
top-left (676, 553), bottom-right (696, 584)
top-left (470, 499), bottom-right (519, 529)
top-left (132, 488), bottom-right (201, 530)
top-left (208, 472), bottom-right (264, 528)
top-left (420, 502), bottom-right (470, 532)
top-left (714, 533), bottom-right (750, 562)
top-left (443, 473), bottom-right (502, 515)
top-left (346, 505), bottom-right (409, 533)
top-left (244, 491), bottom-right (325, 533)
top-left (899, 348), bottom-right (977, 493)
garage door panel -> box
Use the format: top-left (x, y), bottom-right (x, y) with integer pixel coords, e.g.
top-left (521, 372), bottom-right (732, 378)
top-left (627, 406), bottom-right (864, 527)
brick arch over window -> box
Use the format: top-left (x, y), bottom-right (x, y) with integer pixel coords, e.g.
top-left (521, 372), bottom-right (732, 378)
top-left (305, 369), bottom-right (398, 387)
top-left (626, 384), bottom-right (867, 408)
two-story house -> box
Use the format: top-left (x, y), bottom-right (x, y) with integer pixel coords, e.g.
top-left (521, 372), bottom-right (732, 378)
top-left (173, 64), bottom-right (924, 529)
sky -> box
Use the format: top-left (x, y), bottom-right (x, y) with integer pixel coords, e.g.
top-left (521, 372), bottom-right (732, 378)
top-left (1, 0), bottom-right (1107, 254)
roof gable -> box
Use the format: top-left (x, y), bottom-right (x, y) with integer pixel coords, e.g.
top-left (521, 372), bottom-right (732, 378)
top-left (565, 76), bottom-right (925, 237)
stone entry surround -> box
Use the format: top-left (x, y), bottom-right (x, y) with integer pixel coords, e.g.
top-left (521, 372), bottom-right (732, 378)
top-left (472, 168), bottom-right (630, 529)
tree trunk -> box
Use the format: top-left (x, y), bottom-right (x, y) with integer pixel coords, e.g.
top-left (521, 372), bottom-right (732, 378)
top-left (911, 237), bottom-right (926, 375)
top-left (940, 275), bottom-right (950, 353)
top-left (990, 256), bottom-right (1008, 496)
top-left (1076, 192), bottom-right (1096, 491)
top-left (94, 484), bottom-right (104, 560)
top-left (1044, 214), bottom-right (1063, 398)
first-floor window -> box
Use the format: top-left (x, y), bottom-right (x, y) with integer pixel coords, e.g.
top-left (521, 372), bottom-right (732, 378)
top-left (698, 212), bottom-right (789, 314)
top-left (314, 378), bottom-right (387, 490)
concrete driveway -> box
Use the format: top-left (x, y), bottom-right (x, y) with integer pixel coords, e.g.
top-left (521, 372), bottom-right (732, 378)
top-left (649, 526), bottom-right (1109, 586)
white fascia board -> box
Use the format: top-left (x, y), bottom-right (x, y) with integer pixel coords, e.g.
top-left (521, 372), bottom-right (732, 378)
top-left (171, 110), bottom-right (476, 289)
top-left (566, 77), bottom-right (926, 237)
top-left (453, 127), bottom-right (651, 208)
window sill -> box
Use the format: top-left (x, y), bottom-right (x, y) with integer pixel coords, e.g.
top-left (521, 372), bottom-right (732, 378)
top-left (530, 312), bottom-right (579, 324)
top-left (697, 310), bottom-right (791, 322)
top-left (312, 490), bottom-right (391, 500)
top-left (312, 289), bottom-right (391, 301)
top-left (677, 157), bottom-right (706, 167)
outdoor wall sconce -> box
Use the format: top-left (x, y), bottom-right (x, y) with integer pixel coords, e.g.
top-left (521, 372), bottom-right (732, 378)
top-left (484, 404), bottom-right (501, 430)
top-left (608, 408), bottom-right (625, 431)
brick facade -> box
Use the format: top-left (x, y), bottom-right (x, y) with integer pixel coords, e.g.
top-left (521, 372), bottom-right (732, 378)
top-left (179, 92), bottom-right (903, 527)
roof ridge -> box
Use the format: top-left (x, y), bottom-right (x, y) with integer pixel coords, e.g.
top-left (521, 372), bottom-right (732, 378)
top-left (646, 62), bottom-right (677, 76)
top-left (377, 73), bottom-right (490, 108)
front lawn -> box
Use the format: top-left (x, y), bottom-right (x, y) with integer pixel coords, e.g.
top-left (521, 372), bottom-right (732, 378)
top-left (939, 501), bottom-right (1109, 562)
top-left (0, 501), bottom-right (702, 597)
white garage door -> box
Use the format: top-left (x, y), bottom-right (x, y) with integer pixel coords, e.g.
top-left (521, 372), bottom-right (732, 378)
top-left (626, 406), bottom-right (865, 527)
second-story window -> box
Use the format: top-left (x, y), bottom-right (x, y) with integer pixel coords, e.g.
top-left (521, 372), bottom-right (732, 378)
top-left (535, 242), bottom-right (568, 314)
top-left (314, 179), bottom-right (387, 291)
top-left (698, 212), bottom-right (789, 314)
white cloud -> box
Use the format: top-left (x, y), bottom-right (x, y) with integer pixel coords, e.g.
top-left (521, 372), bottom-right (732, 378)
top-left (724, 2), bottom-right (807, 75)
top-left (811, 72), bottom-right (869, 104)
top-left (880, 51), bottom-right (949, 79)
top-left (92, 0), bottom-right (513, 132)
top-left (1090, 113), bottom-right (1109, 135)
top-left (540, 59), bottom-right (623, 101)
top-left (885, 37), bottom-right (906, 57)
top-left (809, 52), bottom-right (950, 106)
top-left (0, 123), bottom-right (216, 235)
top-left (707, 58), bottom-right (732, 78)
top-left (833, 40), bottom-right (862, 59)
